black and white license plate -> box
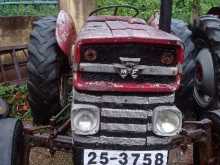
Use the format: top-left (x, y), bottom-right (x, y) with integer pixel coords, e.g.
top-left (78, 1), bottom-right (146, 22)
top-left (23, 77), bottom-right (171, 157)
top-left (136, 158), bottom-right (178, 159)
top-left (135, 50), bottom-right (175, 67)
top-left (84, 149), bottom-right (168, 165)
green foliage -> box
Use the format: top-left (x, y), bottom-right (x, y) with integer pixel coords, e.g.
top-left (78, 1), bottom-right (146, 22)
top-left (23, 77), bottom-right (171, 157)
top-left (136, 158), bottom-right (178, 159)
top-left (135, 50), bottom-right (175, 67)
top-left (0, 0), bottom-right (219, 20)
top-left (0, 4), bottom-right (58, 16)
top-left (0, 84), bottom-right (25, 100)
top-left (97, 0), bottom-right (220, 22)
top-left (0, 83), bottom-right (30, 119)
top-left (97, 0), bottom-right (159, 20)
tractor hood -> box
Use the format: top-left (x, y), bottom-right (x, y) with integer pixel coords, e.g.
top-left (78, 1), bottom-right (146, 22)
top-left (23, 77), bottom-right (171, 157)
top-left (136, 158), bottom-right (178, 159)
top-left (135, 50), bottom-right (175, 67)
top-left (73, 16), bottom-right (184, 93)
top-left (76, 16), bottom-right (182, 45)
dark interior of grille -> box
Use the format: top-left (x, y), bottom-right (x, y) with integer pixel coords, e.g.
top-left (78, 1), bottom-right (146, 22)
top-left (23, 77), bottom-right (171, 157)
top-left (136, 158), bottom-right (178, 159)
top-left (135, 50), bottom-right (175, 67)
top-left (80, 43), bottom-right (177, 66)
top-left (81, 73), bottom-right (176, 84)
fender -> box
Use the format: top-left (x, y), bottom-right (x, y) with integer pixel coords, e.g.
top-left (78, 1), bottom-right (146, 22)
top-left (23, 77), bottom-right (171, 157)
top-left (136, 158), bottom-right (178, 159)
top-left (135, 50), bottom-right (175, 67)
top-left (56, 10), bottom-right (77, 55)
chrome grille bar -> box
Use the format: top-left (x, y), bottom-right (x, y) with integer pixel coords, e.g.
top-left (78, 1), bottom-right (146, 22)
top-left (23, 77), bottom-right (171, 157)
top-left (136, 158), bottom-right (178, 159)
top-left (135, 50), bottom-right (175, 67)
top-left (102, 108), bottom-right (152, 119)
top-left (79, 63), bottom-right (178, 76)
top-left (74, 90), bottom-right (175, 105)
top-left (101, 123), bottom-right (147, 133)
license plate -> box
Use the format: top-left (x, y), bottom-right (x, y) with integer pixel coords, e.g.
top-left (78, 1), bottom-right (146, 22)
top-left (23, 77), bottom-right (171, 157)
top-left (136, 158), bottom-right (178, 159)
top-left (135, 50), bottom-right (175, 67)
top-left (84, 149), bottom-right (168, 165)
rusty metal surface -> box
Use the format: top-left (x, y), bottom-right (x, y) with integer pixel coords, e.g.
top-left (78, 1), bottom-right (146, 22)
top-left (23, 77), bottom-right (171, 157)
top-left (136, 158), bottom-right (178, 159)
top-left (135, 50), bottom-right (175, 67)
top-left (0, 17), bottom-right (35, 84)
top-left (0, 16), bottom-right (37, 47)
top-left (0, 44), bottom-right (28, 84)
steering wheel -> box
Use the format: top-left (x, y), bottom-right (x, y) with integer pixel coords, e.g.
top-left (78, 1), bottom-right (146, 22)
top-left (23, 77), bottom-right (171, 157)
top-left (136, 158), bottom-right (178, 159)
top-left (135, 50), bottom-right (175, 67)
top-left (89, 5), bottom-right (139, 17)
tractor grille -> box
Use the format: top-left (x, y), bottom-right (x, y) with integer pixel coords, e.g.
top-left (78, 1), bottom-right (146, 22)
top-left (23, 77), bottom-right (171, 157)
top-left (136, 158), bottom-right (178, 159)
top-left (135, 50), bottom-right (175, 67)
top-left (73, 91), bottom-right (173, 149)
top-left (81, 73), bottom-right (176, 84)
top-left (79, 43), bottom-right (177, 85)
top-left (80, 43), bottom-right (177, 66)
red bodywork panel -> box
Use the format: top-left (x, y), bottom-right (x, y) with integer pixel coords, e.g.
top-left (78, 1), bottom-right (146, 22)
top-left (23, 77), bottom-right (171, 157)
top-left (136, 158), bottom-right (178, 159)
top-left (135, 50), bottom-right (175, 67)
top-left (56, 10), bottom-right (76, 55)
top-left (73, 16), bottom-right (184, 93)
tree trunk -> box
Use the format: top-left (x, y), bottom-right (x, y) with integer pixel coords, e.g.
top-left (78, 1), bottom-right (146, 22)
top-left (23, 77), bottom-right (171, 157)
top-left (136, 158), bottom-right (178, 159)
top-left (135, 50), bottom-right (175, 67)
top-left (192, 0), bottom-right (201, 26)
top-left (59, 0), bottom-right (96, 32)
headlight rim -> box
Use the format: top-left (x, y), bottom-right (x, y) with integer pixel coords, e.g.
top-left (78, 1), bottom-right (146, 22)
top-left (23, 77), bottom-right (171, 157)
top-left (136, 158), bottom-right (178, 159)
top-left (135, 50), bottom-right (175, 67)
top-left (71, 104), bottom-right (100, 135)
top-left (153, 106), bottom-right (182, 137)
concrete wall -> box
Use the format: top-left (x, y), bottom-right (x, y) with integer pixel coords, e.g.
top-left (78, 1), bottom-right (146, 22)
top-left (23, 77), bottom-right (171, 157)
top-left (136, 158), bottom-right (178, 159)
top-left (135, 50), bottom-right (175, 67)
top-left (0, 16), bottom-right (37, 47)
top-left (0, 16), bottom-right (36, 83)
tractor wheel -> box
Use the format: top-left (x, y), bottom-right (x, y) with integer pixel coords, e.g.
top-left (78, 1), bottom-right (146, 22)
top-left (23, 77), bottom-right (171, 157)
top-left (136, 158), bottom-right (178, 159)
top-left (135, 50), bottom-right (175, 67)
top-left (171, 19), bottom-right (194, 58)
top-left (0, 118), bottom-right (24, 165)
top-left (27, 16), bottom-right (66, 125)
top-left (11, 119), bottom-right (24, 165)
top-left (171, 19), bottom-right (196, 109)
top-left (192, 48), bottom-right (216, 109)
top-left (192, 15), bottom-right (220, 110)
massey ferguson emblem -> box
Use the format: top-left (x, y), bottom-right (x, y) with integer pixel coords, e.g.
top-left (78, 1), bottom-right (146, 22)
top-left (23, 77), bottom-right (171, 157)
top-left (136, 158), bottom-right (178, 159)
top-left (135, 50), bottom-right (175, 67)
top-left (115, 57), bottom-right (141, 79)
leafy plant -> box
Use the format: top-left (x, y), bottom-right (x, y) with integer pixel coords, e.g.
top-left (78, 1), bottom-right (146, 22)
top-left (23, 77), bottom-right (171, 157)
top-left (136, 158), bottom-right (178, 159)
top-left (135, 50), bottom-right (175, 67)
top-left (0, 83), bottom-right (31, 120)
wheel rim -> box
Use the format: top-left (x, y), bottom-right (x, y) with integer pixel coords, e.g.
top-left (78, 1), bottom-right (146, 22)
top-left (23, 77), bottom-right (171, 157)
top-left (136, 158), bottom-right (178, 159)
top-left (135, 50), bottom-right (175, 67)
top-left (193, 63), bottom-right (213, 108)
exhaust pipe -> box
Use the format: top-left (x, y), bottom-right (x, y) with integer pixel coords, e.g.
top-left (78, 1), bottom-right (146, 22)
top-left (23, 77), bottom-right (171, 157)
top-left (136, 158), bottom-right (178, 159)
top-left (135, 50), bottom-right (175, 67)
top-left (159, 0), bottom-right (172, 33)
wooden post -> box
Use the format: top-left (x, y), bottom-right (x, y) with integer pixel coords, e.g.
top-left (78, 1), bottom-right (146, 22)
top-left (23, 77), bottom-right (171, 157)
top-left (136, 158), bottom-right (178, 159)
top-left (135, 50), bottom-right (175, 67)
top-left (192, 0), bottom-right (201, 26)
top-left (59, 0), bottom-right (96, 32)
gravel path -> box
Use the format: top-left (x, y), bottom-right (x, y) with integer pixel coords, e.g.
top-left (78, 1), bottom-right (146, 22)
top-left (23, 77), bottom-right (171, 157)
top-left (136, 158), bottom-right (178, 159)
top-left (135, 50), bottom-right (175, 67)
top-left (30, 148), bottom-right (73, 165)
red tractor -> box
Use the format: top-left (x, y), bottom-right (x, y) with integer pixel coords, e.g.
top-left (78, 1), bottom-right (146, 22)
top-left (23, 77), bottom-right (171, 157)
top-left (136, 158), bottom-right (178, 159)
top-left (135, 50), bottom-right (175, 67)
top-left (0, 0), bottom-right (218, 165)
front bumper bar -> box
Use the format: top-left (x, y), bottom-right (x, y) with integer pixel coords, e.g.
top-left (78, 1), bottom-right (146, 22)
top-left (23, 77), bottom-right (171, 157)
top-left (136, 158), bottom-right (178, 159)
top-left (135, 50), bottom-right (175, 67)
top-left (22, 119), bottom-right (213, 165)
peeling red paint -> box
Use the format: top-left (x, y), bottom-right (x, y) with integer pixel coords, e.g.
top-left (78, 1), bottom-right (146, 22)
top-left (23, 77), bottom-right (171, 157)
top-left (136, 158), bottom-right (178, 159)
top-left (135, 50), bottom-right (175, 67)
top-left (73, 72), bottom-right (181, 93)
top-left (56, 10), bottom-right (77, 55)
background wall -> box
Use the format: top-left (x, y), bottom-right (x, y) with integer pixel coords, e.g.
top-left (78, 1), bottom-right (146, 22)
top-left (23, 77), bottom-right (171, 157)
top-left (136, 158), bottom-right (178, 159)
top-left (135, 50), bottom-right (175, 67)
top-left (0, 16), bottom-right (37, 47)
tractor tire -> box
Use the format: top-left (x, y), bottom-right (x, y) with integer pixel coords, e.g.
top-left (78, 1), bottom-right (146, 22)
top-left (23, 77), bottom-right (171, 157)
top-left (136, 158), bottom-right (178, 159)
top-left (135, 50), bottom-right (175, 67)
top-left (171, 19), bottom-right (194, 59)
top-left (171, 19), bottom-right (195, 91)
top-left (193, 15), bottom-right (220, 110)
top-left (0, 118), bottom-right (24, 165)
top-left (171, 19), bottom-right (196, 109)
top-left (27, 16), bottom-right (63, 125)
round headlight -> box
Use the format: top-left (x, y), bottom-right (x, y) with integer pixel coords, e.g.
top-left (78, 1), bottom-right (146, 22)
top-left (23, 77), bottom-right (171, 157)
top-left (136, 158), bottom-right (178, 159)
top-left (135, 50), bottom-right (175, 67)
top-left (160, 52), bottom-right (175, 65)
top-left (71, 105), bottom-right (100, 135)
top-left (74, 110), bottom-right (97, 132)
top-left (153, 106), bottom-right (182, 136)
top-left (83, 49), bottom-right (97, 62)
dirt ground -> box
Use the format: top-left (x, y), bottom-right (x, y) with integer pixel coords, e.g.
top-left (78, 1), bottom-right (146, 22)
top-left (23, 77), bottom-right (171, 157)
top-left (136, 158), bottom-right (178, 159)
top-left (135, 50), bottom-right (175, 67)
top-left (30, 148), bottom-right (73, 165)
